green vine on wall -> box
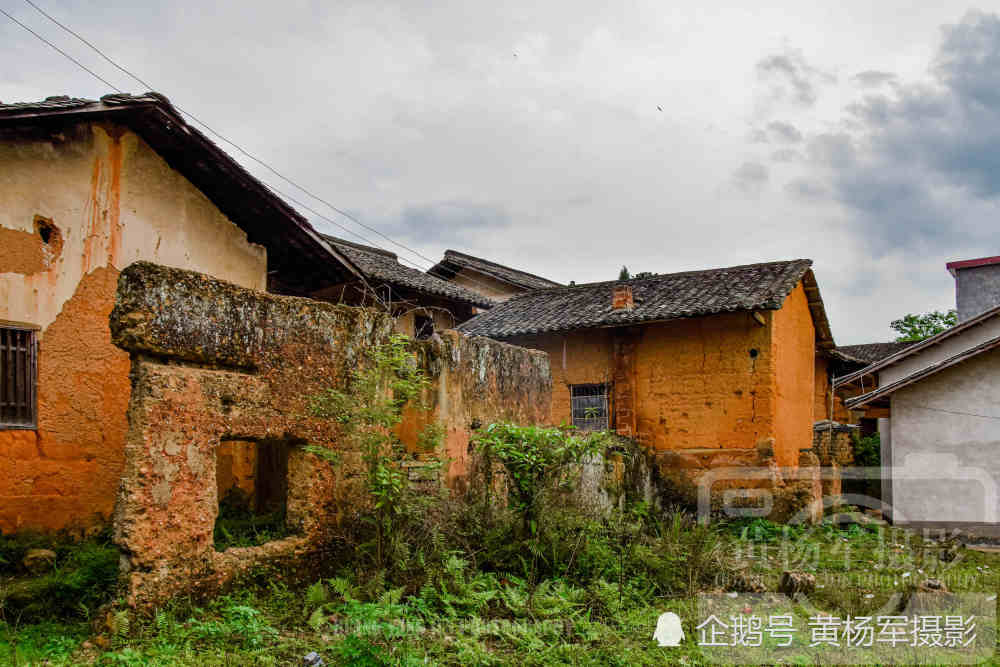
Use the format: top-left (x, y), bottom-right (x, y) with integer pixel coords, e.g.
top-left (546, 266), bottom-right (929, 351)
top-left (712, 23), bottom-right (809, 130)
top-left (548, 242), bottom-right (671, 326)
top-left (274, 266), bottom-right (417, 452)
top-left (307, 334), bottom-right (443, 570)
top-left (474, 423), bottom-right (607, 540)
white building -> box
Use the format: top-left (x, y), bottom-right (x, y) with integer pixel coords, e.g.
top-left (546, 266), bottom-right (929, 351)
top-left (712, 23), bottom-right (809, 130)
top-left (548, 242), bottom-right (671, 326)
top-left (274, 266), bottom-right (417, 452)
top-left (841, 256), bottom-right (1000, 536)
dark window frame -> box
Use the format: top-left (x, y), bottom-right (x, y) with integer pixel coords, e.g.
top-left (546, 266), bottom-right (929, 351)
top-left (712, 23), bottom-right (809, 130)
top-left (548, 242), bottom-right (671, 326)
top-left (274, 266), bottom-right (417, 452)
top-left (570, 383), bottom-right (609, 431)
top-left (414, 314), bottom-right (434, 340)
top-left (0, 323), bottom-right (38, 430)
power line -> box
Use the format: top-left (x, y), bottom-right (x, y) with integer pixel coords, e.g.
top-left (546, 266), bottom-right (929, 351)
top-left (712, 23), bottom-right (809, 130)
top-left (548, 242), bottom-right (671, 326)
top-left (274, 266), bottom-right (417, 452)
top-left (11, 0), bottom-right (515, 301)
top-left (0, 7), bottom-right (121, 93)
top-left (16, 0), bottom-right (493, 291)
top-left (894, 402), bottom-right (1000, 421)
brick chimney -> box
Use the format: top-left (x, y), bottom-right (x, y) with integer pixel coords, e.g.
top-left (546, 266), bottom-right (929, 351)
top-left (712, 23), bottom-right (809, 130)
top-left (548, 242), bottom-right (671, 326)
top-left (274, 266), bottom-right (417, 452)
top-left (946, 255), bottom-right (1000, 322)
top-left (612, 284), bottom-right (634, 311)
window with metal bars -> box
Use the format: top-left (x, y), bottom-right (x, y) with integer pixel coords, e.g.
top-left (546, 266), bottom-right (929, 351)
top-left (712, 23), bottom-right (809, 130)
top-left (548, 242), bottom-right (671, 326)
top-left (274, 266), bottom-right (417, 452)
top-left (0, 325), bottom-right (38, 429)
top-left (570, 383), bottom-right (609, 431)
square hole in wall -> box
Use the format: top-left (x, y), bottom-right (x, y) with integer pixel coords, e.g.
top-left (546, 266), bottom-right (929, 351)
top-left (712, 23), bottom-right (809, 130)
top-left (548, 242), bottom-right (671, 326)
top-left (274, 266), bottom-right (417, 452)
top-left (214, 438), bottom-right (292, 551)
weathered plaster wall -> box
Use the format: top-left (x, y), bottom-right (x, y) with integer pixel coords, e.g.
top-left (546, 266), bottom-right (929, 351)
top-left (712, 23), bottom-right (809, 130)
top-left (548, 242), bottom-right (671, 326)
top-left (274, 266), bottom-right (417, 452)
top-left (0, 122), bottom-right (267, 534)
top-left (109, 263), bottom-right (550, 606)
top-left (507, 329), bottom-right (615, 429)
top-left (451, 269), bottom-right (523, 301)
top-left (771, 282), bottom-right (817, 466)
top-left (888, 347), bottom-right (1000, 530)
top-left (879, 316), bottom-right (1000, 386)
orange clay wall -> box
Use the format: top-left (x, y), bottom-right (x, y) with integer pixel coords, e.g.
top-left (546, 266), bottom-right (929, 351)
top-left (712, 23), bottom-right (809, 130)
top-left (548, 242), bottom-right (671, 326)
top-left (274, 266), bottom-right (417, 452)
top-left (630, 311), bottom-right (776, 455)
top-left (814, 357), bottom-right (831, 422)
top-left (771, 282), bottom-right (817, 466)
top-left (506, 328), bottom-right (616, 428)
top-left (509, 311), bottom-right (775, 451)
top-left (0, 122), bottom-right (266, 534)
top-left (507, 282), bottom-right (817, 468)
top-left (814, 358), bottom-right (853, 424)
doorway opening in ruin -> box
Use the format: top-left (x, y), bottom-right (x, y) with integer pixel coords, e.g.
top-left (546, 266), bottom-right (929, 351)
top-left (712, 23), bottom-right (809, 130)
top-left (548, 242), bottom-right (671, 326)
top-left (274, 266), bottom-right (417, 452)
top-left (214, 438), bottom-right (292, 551)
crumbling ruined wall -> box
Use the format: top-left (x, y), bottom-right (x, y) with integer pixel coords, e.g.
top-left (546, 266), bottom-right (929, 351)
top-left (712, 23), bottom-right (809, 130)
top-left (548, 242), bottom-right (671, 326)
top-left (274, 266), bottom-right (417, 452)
top-left (109, 262), bottom-right (550, 607)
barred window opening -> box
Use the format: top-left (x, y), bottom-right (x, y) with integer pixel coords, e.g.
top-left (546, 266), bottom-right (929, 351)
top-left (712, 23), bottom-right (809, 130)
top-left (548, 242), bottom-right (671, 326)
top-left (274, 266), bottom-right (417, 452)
top-left (570, 383), bottom-right (608, 431)
top-left (0, 325), bottom-right (38, 429)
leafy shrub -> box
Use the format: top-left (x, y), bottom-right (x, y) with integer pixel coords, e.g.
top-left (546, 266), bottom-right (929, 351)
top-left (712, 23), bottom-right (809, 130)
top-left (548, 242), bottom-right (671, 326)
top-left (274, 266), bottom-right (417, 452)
top-left (473, 423), bottom-right (607, 539)
top-left (309, 334), bottom-right (444, 572)
top-left (0, 532), bottom-right (119, 622)
top-left (853, 431), bottom-right (881, 468)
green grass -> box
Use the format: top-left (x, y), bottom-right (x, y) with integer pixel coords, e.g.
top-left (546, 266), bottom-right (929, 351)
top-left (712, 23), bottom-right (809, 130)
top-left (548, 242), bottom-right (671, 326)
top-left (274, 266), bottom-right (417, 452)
top-left (3, 510), bottom-right (998, 665)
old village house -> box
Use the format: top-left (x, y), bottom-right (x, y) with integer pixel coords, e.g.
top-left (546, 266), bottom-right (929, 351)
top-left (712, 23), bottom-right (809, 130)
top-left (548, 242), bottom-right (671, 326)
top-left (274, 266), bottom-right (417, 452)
top-left (429, 249), bottom-right (562, 302)
top-left (459, 260), bottom-right (839, 471)
top-left (0, 93), bottom-right (491, 534)
top-left (309, 237), bottom-right (493, 339)
top-left (841, 256), bottom-right (1000, 535)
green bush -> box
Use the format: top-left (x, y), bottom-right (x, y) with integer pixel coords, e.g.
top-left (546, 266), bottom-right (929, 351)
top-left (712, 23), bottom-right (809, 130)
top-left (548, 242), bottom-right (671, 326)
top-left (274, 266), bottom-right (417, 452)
top-left (853, 431), bottom-right (881, 468)
top-left (473, 423), bottom-right (607, 539)
top-left (0, 531), bottom-right (119, 622)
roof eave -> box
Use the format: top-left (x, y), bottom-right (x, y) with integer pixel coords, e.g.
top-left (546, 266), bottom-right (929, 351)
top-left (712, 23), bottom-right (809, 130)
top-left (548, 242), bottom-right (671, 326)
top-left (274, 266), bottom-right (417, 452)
top-left (0, 95), bottom-right (365, 287)
top-left (801, 268), bottom-right (836, 350)
top-left (844, 335), bottom-right (1000, 408)
top-left (835, 302), bottom-right (1000, 388)
top-left (462, 303), bottom-right (788, 339)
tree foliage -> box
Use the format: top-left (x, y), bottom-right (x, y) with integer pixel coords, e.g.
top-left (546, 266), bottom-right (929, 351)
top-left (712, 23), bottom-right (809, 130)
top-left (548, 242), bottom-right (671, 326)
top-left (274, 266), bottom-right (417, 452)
top-left (889, 309), bottom-right (957, 341)
top-left (618, 266), bottom-right (630, 280)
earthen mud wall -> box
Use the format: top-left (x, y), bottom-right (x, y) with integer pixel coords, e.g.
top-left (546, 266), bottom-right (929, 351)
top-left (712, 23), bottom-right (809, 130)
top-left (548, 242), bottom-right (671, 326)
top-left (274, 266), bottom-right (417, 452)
top-left (109, 262), bottom-right (551, 607)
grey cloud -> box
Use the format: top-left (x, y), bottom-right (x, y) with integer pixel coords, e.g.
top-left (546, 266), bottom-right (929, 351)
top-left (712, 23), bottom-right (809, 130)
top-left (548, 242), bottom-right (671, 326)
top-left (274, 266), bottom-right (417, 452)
top-left (853, 70), bottom-right (897, 88)
top-left (794, 11), bottom-right (1000, 254)
top-left (382, 201), bottom-right (510, 245)
top-left (845, 95), bottom-right (893, 126)
top-left (731, 161), bottom-right (769, 194)
top-left (784, 179), bottom-right (826, 200)
top-left (805, 133), bottom-right (856, 168)
top-left (756, 47), bottom-right (836, 106)
top-left (750, 121), bottom-right (803, 144)
top-left (770, 148), bottom-right (802, 162)
top-left (934, 10), bottom-right (1000, 109)
top-left (766, 120), bottom-right (802, 143)
top-left (4, 0), bottom-right (983, 344)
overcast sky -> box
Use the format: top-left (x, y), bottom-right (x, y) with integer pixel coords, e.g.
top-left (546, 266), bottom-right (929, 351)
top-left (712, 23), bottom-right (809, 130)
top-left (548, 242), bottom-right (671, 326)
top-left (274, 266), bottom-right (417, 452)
top-left (4, 1), bottom-right (1000, 344)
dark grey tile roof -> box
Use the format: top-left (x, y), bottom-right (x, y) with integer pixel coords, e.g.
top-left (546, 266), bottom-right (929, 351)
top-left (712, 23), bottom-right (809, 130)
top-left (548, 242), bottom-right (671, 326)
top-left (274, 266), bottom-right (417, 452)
top-left (0, 94), bottom-right (96, 113)
top-left (321, 236), bottom-right (494, 308)
top-left (431, 250), bottom-right (562, 291)
top-left (835, 342), bottom-right (916, 364)
top-left (458, 259), bottom-right (815, 338)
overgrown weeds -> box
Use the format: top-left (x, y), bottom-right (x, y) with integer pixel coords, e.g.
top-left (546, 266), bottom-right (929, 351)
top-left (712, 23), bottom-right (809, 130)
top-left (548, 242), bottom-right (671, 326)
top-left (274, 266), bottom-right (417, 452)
top-left (308, 334), bottom-right (444, 574)
top-left (0, 530), bottom-right (119, 624)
